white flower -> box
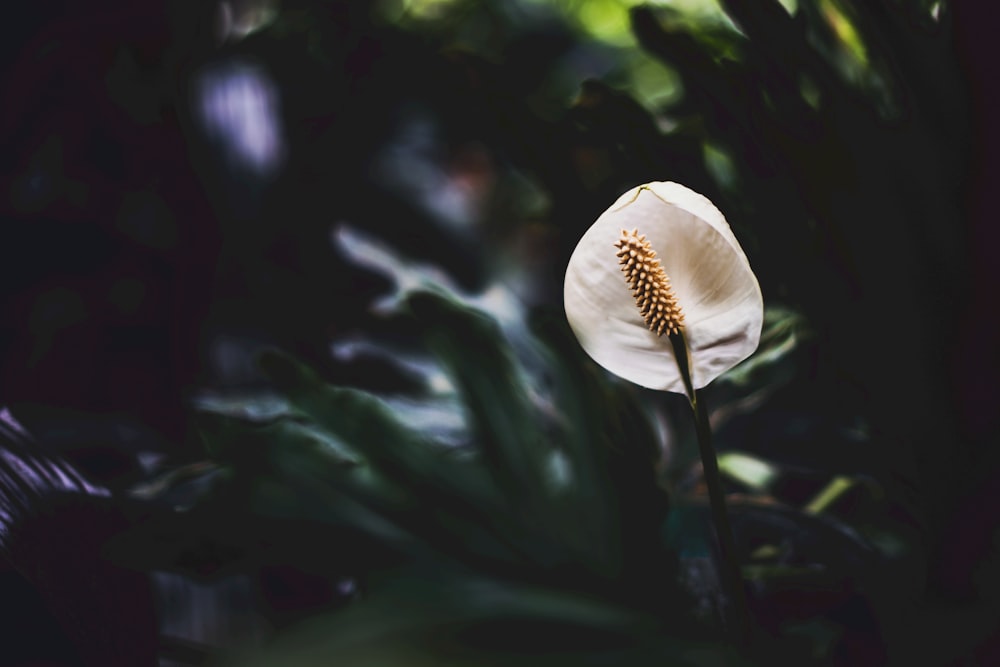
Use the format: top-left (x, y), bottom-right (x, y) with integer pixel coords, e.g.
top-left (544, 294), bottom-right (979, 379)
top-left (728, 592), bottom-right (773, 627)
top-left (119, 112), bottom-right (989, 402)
top-left (564, 182), bottom-right (763, 393)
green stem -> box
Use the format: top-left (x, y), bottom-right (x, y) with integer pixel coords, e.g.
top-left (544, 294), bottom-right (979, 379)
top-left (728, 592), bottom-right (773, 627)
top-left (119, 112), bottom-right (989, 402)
top-left (669, 333), bottom-right (751, 647)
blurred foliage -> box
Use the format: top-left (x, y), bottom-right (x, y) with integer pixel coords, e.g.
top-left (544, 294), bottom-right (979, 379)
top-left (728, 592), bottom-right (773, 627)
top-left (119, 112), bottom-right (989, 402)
top-left (4, 0), bottom-right (1000, 665)
top-left (190, 290), bottom-right (824, 665)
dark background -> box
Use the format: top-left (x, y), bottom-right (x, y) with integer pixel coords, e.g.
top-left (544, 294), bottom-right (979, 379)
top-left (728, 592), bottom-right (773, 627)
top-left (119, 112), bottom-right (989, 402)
top-left (2, 1), bottom-right (1000, 665)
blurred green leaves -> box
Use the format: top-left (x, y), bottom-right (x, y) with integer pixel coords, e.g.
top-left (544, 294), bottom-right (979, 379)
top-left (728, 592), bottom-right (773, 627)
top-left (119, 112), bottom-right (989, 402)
top-left (243, 290), bottom-right (681, 598)
top-left (224, 572), bottom-right (749, 667)
top-left (196, 289), bottom-right (780, 665)
top-left (181, 282), bottom-right (917, 664)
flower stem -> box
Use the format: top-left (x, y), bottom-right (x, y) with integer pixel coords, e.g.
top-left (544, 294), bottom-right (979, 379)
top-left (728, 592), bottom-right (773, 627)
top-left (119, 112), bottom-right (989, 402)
top-left (669, 332), bottom-right (751, 647)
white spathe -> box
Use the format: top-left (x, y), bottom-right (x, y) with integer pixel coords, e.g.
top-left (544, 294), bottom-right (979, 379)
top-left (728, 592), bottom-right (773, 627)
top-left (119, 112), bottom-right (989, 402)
top-left (564, 182), bottom-right (763, 393)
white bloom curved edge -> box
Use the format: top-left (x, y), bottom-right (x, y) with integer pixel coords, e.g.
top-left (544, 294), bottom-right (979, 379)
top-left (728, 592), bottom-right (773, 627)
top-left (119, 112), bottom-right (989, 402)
top-left (564, 182), bottom-right (764, 393)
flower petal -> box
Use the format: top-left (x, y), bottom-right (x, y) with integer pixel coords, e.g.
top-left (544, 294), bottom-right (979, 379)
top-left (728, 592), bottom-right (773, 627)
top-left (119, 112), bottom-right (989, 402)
top-left (564, 182), bottom-right (763, 392)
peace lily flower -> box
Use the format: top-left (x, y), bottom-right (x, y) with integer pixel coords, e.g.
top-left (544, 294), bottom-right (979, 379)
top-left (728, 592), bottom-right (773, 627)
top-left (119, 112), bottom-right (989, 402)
top-left (564, 181), bottom-right (762, 644)
top-left (564, 181), bottom-right (763, 394)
